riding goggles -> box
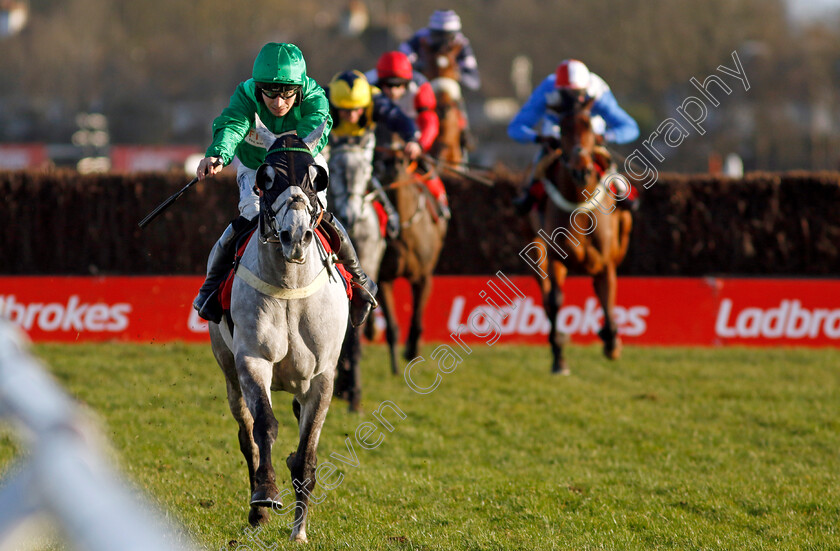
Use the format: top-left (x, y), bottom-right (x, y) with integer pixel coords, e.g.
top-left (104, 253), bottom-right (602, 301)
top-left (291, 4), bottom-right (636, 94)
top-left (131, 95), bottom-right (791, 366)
top-left (429, 30), bottom-right (457, 48)
top-left (380, 79), bottom-right (409, 89)
top-left (546, 88), bottom-right (591, 113)
top-left (259, 84), bottom-right (301, 100)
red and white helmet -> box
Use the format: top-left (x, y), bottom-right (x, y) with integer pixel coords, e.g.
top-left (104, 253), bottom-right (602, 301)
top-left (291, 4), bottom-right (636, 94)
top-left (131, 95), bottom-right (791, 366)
top-left (555, 59), bottom-right (591, 91)
top-left (376, 51), bottom-right (413, 83)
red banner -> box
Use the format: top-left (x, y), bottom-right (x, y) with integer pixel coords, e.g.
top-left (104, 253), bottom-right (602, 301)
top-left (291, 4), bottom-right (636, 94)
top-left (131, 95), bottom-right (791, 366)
top-left (1, 276), bottom-right (838, 347)
top-left (0, 144), bottom-right (48, 169)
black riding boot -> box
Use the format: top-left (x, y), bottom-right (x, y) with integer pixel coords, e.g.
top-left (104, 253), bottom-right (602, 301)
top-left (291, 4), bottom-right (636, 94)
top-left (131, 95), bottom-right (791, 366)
top-left (193, 216), bottom-right (255, 323)
top-left (381, 196), bottom-right (401, 238)
top-left (322, 212), bottom-right (379, 327)
top-left (513, 180), bottom-right (536, 216)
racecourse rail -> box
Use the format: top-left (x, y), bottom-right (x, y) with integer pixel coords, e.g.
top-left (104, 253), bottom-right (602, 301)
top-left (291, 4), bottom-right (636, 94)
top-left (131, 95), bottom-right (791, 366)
top-left (0, 320), bottom-right (197, 550)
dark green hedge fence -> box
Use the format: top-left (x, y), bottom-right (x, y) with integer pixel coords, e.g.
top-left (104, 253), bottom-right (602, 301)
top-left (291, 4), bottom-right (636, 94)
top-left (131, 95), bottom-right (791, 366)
top-left (1, 169), bottom-right (838, 276)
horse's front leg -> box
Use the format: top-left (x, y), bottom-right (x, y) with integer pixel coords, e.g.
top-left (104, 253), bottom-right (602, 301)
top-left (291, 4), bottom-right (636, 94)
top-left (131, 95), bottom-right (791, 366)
top-left (404, 275), bottom-right (432, 361)
top-left (614, 210), bottom-right (633, 265)
top-left (377, 281), bottom-right (401, 375)
top-left (224, 378), bottom-right (271, 526)
top-left (588, 211), bottom-right (621, 360)
top-left (212, 327), bottom-right (272, 525)
top-left (237, 356), bottom-right (282, 509)
top-left (546, 259), bottom-right (571, 375)
top-left (286, 373), bottom-right (334, 543)
top-left (592, 261), bottom-right (621, 360)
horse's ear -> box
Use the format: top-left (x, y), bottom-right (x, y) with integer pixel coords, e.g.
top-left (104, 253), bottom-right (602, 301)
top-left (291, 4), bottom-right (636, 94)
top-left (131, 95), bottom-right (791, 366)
top-left (256, 164), bottom-right (275, 191)
top-left (302, 119), bottom-right (329, 153)
top-left (584, 96), bottom-right (596, 111)
top-left (253, 113), bottom-right (276, 151)
top-left (308, 163), bottom-right (329, 193)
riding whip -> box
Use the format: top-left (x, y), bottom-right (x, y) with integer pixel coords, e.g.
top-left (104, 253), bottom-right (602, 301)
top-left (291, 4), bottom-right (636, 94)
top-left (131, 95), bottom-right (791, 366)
top-left (421, 154), bottom-right (494, 187)
top-left (138, 160), bottom-right (222, 228)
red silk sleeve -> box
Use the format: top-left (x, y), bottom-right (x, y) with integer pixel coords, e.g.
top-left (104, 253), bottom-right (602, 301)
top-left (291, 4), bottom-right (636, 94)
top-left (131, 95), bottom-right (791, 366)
top-left (414, 82), bottom-right (439, 151)
top-left (415, 82), bottom-right (437, 111)
top-left (416, 110), bottom-right (439, 152)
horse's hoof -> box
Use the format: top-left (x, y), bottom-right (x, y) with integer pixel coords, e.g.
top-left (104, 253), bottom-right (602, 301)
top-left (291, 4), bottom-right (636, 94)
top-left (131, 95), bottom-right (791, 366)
top-left (250, 484), bottom-right (282, 508)
top-left (403, 348), bottom-right (416, 362)
top-left (248, 505), bottom-right (271, 526)
top-left (552, 360), bottom-right (571, 376)
top-left (598, 327), bottom-right (622, 360)
top-left (604, 337), bottom-right (623, 360)
top-left (290, 532), bottom-right (308, 543)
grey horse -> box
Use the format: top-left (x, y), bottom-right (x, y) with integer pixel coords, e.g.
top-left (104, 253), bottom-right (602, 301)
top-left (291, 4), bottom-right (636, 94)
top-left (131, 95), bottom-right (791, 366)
top-left (209, 130), bottom-right (348, 542)
top-left (326, 135), bottom-right (387, 411)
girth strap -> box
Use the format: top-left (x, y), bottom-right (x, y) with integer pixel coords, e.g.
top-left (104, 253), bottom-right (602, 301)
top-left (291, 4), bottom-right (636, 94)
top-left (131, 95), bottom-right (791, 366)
top-left (235, 264), bottom-right (330, 299)
top-left (541, 174), bottom-right (609, 213)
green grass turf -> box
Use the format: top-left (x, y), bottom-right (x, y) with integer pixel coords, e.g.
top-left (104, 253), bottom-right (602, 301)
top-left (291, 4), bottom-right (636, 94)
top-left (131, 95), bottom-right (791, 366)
top-left (2, 343), bottom-right (838, 550)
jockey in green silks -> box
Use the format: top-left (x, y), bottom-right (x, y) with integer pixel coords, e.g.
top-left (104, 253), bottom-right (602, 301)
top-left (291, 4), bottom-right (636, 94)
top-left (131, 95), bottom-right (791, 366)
top-left (193, 42), bottom-right (379, 328)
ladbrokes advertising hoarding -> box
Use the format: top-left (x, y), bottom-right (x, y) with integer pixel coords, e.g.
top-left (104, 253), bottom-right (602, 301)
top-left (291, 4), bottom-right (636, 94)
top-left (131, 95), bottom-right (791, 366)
top-left (1, 276), bottom-right (838, 346)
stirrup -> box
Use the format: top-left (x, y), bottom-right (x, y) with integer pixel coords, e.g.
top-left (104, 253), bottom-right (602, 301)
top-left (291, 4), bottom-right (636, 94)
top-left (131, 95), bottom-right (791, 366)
top-left (352, 279), bottom-right (379, 309)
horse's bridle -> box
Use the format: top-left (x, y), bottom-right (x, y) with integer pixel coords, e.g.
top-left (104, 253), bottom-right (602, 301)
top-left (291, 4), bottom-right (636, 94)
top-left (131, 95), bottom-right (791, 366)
top-left (556, 108), bottom-right (596, 188)
top-left (259, 182), bottom-right (322, 247)
top-left (258, 187), bottom-right (319, 245)
top-left (329, 144), bottom-right (376, 229)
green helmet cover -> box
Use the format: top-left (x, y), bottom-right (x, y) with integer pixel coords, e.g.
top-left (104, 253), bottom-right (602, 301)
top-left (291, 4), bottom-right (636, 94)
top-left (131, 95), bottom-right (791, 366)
top-left (252, 43), bottom-right (306, 86)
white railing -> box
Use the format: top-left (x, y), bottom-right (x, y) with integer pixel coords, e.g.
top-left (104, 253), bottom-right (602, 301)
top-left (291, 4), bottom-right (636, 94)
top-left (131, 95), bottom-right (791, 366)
top-left (0, 319), bottom-right (198, 551)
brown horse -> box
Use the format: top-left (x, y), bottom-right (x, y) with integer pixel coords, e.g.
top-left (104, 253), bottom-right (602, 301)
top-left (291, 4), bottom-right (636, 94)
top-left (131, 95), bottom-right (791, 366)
top-left (417, 36), bottom-right (465, 166)
top-left (527, 98), bottom-right (633, 375)
top-left (430, 78), bottom-right (465, 166)
top-left (377, 157), bottom-right (448, 374)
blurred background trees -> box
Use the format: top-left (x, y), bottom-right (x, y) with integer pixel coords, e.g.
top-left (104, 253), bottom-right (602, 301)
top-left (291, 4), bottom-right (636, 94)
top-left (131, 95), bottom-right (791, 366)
top-left (2, 0), bottom-right (840, 171)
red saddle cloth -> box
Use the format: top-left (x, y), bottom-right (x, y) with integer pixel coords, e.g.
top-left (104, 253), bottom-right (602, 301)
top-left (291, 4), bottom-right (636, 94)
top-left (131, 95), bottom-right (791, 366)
top-left (219, 231), bottom-right (254, 312)
top-left (373, 201), bottom-right (388, 238)
top-left (413, 174), bottom-right (444, 224)
top-left (219, 227), bottom-right (352, 312)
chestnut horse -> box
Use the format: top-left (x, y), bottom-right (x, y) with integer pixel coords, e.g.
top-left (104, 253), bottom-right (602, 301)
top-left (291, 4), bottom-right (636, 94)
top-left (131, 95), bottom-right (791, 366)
top-left (417, 37), bottom-right (465, 165)
top-left (376, 156), bottom-right (448, 374)
top-left (430, 77), bottom-right (464, 166)
top-left (527, 98), bottom-right (632, 375)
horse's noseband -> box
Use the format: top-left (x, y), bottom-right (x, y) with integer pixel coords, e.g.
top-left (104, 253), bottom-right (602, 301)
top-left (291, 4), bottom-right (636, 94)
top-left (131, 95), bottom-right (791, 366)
top-left (259, 188), bottom-right (318, 245)
top-left (558, 146), bottom-right (593, 189)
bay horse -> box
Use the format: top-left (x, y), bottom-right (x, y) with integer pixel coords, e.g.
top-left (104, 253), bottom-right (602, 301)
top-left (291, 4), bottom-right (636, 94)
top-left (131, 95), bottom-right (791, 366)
top-left (417, 37), bottom-right (466, 165)
top-left (209, 127), bottom-right (348, 542)
top-left (377, 155), bottom-right (448, 375)
top-left (430, 77), bottom-right (465, 166)
top-left (326, 135), bottom-right (387, 412)
top-left (529, 97), bottom-right (632, 375)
